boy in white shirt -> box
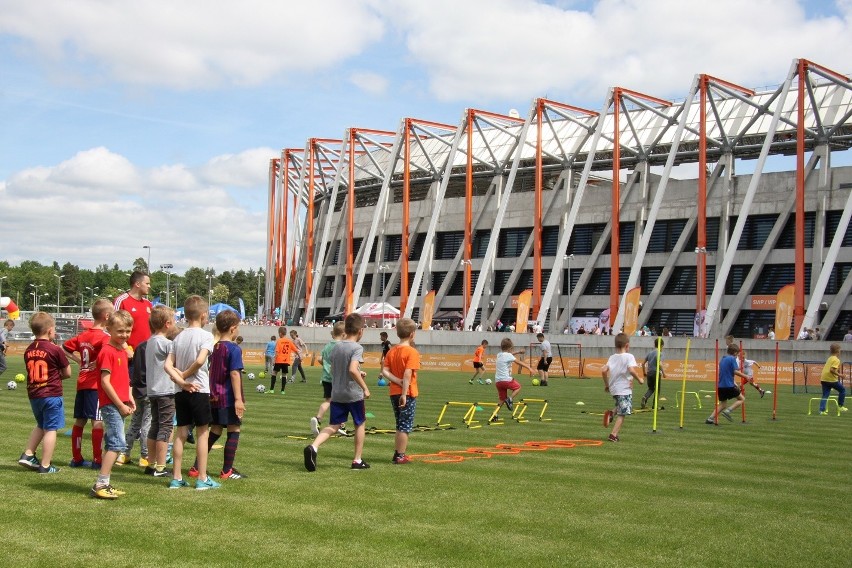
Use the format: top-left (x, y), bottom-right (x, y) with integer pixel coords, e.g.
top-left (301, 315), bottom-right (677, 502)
top-left (601, 333), bottom-right (644, 442)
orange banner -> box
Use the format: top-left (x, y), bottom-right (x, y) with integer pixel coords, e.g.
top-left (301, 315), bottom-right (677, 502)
top-left (515, 289), bottom-right (532, 334)
top-left (774, 284), bottom-right (794, 341)
top-left (622, 286), bottom-right (641, 336)
top-left (421, 290), bottom-right (436, 330)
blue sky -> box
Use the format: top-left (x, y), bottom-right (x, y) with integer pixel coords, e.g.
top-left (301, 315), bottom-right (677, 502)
top-left (1, 0), bottom-right (850, 273)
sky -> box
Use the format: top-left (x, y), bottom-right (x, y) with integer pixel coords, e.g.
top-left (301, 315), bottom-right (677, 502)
top-left (1, 0), bottom-right (851, 274)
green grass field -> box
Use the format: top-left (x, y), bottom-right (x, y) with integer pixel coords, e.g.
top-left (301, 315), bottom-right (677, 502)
top-left (0, 356), bottom-right (849, 568)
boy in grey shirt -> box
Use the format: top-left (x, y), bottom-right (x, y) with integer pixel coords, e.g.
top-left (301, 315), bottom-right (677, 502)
top-left (304, 313), bottom-right (371, 471)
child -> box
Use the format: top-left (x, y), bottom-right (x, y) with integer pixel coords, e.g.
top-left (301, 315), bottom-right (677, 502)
top-left (121, 336), bottom-right (151, 467)
top-left (0, 319), bottom-right (15, 379)
top-left (378, 331), bottom-right (391, 378)
top-left (739, 351), bottom-right (767, 398)
top-left (165, 295), bottom-right (218, 490)
top-left (304, 313), bottom-right (371, 471)
top-left (818, 344), bottom-right (848, 414)
top-left (63, 298), bottom-right (112, 468)
top-left (19, 312), bottom-right (72, 473)
top-left (641, 338), bottom-right (666, 409)
top-left (194, 309), bottom-right (246, 479)
top-left (469, 340), bottom-right (488, 384)
top-left (90, 310), bottom-right (136, 498)
top-left (264, 335), bottom-right (276, 373)
top-left (310, 321), bottom-right (347, 436)
top-left (536, 333), bottom-right (552, 386)
top-left (270, 326), bottom-right (296, 393)
top-left (601, 333), bottom-right (644, 442)
top-left (289, 329), bottom-right (307, 383)
top-left (381, 318), bottom-right (421, 464)
top-left (705, 344), bottom-right (750, 424)
top-left (494, 338), bottom-right (532, 412)
top-left (145, 306), bottom-right (196, 477)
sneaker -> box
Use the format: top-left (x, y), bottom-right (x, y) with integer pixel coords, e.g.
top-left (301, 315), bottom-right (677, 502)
top-left (280, 390), bottom-right (286, 394)
top-left (70, 459), bottom-right (92, 468)
top-left (350, 460), bottom-right (371, 469)
top-left (153, 468), bottom-right (172, 478)
top-left (195, 476), bottom-right (222, 490)
top-left (310, 416), bottom-right (320, 435)
top-left (165, 456), bottom-right (173, 465)
top-left (478, 379), bottom-right (484, 384)
top-left (338, 425), bottom-right (349, 436)
top-left (705, 418), bottom-right (715, 424)
top-left (38, 464), bottom-right (60, 474)
top-left (168, 478), bottom-right (189, 489)
top-left (603, 410), bottom-right (613, 427)
top-left (220, 468), bottom-right (246, 480)
top-left (505, 397), bottom-right (514, 411)
top-left (540, 381), bottom-right (548, 386)
top-left (115, 453), bottom-right (128, 465)
top-left (186, 432), bottom-right (195, 445)
top-left (469, 379), bottom-right (474, 384)
top-left (304, 445), bottom-right (317, 472)
top-left (188, 466), bottom-right (199, 478)
top-left (144, 466), bottom-right (156, 475)
top-left (721, 409), bottom-right (733, 422)
top-left (819, 411), bottom-right (828, 415)
top-left (90, 484), bottom-right (119, 499)
top-left (18, 453), bottom-right (39, 470)
top-left (393, 454), bottom-right (411, 464)
top-left (139, 457), bottom-right (149, 467)
top-left (91, 461), bottom-right (102, 470)
top-left (608, 434), bottom-right (619, 442)
top-left (840, 406), bottom-right (848, 413)
top-left (300, 379), bottom-right (307, 383)
top-left (109, 485), bottom-right (126, 496)
top-left (759, 389), bottom-right (766, 398)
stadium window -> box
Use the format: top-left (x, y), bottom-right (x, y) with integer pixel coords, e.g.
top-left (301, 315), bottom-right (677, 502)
top-left (498, 227), bottom-right (532, 257)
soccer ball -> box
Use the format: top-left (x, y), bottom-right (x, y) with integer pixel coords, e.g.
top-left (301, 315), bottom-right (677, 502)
top-left (256, 384), bottom-right (266, 393)
top-left (377, 378), bottom-right (388, 386)
top-left (258, 371), bottom-right (266, 379)
top-left (7, 381), bottom-right (16, 390)
top-left (15, 373), bottom-right (25, 383)
top-left (485, 379), bottom-right (492, 385)
top-left (247, 372), bottom-right (256, 380)
top-left (532, 378), bottom-right (540, 386)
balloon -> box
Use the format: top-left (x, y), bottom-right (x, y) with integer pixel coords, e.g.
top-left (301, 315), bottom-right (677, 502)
top-left (0, 297), bottom-right (20, 320)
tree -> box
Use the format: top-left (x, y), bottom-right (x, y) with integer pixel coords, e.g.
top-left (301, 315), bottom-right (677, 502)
top-left (133, 257), bottom-right (147, 273)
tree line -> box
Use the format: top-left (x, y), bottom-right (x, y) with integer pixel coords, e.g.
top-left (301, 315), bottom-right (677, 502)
top-left (0, 259), bottom-right (264, 317)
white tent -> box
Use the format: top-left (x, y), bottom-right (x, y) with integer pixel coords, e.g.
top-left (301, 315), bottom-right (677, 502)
top-left (355, 302), bottom-right (400, 320)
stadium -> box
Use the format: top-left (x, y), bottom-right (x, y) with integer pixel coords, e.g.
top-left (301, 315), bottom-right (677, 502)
top-left (265, 58), bottom-right (852, 342)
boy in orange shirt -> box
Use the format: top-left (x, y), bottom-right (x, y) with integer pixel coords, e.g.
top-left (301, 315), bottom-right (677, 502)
top-left (469, 340), bottom-right (488, 384)
top-left (381, 318), bottom-right (421, 464)
top-left (269, 326), bottom-right (296, 394)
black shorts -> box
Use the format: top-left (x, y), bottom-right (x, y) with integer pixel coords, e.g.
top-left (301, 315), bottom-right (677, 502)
top-left (473, 362), bottom-right (484, 369)
top-left (273, 363), bottom-right (290, 374)
top-left (210, 406), bottom-right (242, 427)
top-left (537, 357), bottom-right (553, 371)
top-left (322, 381), bottom-right (332, 399)
top-left (718, 386), bottom-right (741, 402)
top-left (175, 391), bottom-right (212, 427)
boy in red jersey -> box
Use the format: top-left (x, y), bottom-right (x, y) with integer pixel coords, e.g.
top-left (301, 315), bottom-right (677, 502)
top-left (63, 298), bottom-right (113, 468)
top-left (18, 312), bottom-right (72, 474)
top-left (90, 310), bottom-right (136, 499)
top-left (381, 318), bottom-right (421, 464)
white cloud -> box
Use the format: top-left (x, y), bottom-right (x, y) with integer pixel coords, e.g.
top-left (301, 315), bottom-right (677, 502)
top-left (0, 147), bottom-right (270, 271)
top-left (383, 0), bottom-right (852, 103)
top-left (349, 71), bottom-right (390, 95)
top-left (0, 1), bottom-right (385, 89)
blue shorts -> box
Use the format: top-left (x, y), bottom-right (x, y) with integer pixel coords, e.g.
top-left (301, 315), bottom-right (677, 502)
top-left (210, 406), bottom-right (242, 427)
top-left (612, 394), bottom-right (633, 416)
top-left (100, 403), bottom-right (128, 453)
top-left (30, 397), bottom-right (65, 431)
top-left (74, 389), bottom-right (101, 421)
top-left (390, 395), bottom-right (416, 433)
top-left (330, 400), bottom-right (367, 427)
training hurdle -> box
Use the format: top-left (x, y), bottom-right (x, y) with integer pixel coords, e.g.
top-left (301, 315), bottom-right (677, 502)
top-left (469, 402), bottom-right (504, 427)
top-left (676, 390), bottom-right (702, 409)
top-left (808, 395), bottom-right (840, 416)
top-left (512, 398), bottom-right (552, 423)
top-left (436, 401), bottom-right (478, 428)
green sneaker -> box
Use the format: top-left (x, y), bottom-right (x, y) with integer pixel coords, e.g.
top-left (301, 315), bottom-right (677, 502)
top-left (280, 390), bottom-right (286, 394)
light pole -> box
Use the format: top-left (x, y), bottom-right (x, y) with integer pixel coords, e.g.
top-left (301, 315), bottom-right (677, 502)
top-left (566, 254), bottom-right (574, 333)
top-left (143, 245), bottom-right (151, 273)
top-left (378, 264), bottom-right (389, 328)
top-left (54, 274), bottom-right (64, 314)
top-left (207, 272), bottom-right (213, 306)
top-left (257, 272), bottom-right (263, 321)
top-left (29, 283), bottom-right (42, 311)
top-left (160, 264), bottom-right (173, 308)
top-left (79, 292), bottom-right (85, 314)
top-left (85, 286), bottom-right (99, 305)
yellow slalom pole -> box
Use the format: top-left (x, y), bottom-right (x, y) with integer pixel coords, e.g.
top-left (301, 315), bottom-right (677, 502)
top-left (652, 338), bottom-right (662, 433)
top-left (679, 339), bottom-right (692, 429)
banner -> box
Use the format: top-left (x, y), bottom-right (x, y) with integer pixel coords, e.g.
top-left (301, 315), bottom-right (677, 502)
top-left (693, 309), bottom-right (706, 337)
top-left (238, 298), bottom-right (246, 319)
top-left (622, 286), bottom-right (641, 336)
top-left (515, 289), bottom-right (532, 334)
top-left (774, 284), bottom-right (794, 340)
top-left (421, 290), bottom-right (436, 330)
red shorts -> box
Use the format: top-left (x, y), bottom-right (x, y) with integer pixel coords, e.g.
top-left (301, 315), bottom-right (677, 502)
top-left (495, 379), bottom-right (521, 401)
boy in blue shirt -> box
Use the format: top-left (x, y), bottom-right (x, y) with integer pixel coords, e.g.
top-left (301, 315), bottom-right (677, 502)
top-left (706, 344), bottom-right (750, 424)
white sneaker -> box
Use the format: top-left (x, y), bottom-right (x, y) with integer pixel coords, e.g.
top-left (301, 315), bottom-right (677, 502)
top-left (338, 425), bottom-right (348, 436)
top-left (310, 417), bottom-right (320, 435)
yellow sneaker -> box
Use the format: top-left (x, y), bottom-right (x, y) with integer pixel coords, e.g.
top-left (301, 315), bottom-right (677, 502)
top-left (115, 453), bottom-right (128, 465)
top-left (90, 484), bottom-right (119, 499)
top-left (840, 406), bottom-right (848, 413)
top-left (139, 457), bottom-right (149, 467)
top-left (109, 485), bottom-right (127, 496)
